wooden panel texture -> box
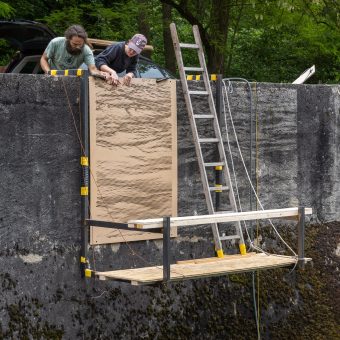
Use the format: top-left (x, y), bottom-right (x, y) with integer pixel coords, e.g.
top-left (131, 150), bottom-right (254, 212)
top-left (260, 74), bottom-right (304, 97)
top-left (95, 253), bottom-right (306, 285)
top-left (89, 78), bottom-right (177, 244)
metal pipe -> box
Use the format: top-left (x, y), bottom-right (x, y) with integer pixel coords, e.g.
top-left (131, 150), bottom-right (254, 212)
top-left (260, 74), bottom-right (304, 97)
top-left (298, 206), bottom-right (305, 269)
top-left (163, 216), bottom-right (171, 282)
top-left (80, 70), bottom-right (89, 278)
top-left (215, 74), bottom-right (223, 211)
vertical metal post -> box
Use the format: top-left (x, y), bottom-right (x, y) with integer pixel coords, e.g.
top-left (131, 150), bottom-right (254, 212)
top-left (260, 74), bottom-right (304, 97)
top-left (163, 216), bottom-right (171, 282)
top-left (80, 70), bottom-right (90, 278)
top-left (215, 74), bottom-right (223, 211)
top-left (298, 206), bottom-right (305, 269)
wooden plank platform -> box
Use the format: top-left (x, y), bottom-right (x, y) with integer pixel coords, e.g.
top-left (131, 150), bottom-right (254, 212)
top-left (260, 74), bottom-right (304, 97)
top-left (128, 207), bottom-right (313, 229)
top-left (94, 253), bottom-right (310, 285)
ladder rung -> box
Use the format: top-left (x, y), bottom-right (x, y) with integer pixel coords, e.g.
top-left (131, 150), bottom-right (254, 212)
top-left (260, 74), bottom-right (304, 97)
top-left (188, 90), bottom-right (208, 95)
top-left (183, 67), bottom-right (203, 72)
top-left (204, 162), bottom-right (224, 167)
top-left (209, 186), bottom-right (229, 191)
top-left (220, 235), bottom-right (241, 241)
top-left (194, 114), bottom-right (214, 119)
top-left (179, 43), bottom-right (199, 49)
top-left (198, 138), bottom-right (219, 143)
top-left (214, 210), bottom-right (234, 214)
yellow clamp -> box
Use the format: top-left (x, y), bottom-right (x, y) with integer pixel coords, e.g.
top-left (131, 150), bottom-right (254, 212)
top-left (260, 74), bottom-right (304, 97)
top-left (216, 249), bottom-right (224, 258)
top-left (215, 184), bottom-right (222, 193)
top-left (80, 256), bottom-right (87, 264)
top-left (64, 69), bottom-right (69, 76)
top-left (239, 243), bottom-right (247, 255)
top-left (50, 70), bottom-right (57, 76)
top-left (134, 224), bottom-right (143, 229)
top-left (85, 269), bottom-right (92, 278)
top-left (81, 156), bottom-right (88, 166)
top-left (215, 165), bottom-right (223, 171)
top-left (81, 186), bottom-right (88, 196)
top-left (76, 69), bottom-right (83, 77)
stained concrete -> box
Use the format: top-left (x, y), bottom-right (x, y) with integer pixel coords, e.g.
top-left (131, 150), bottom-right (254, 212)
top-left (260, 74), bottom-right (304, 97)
top-left (0, 74), bottom-right (339, 338)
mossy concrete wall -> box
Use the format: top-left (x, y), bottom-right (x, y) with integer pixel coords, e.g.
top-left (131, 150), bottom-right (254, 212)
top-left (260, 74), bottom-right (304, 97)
top-left (0, 74), bottom-right (339, 339)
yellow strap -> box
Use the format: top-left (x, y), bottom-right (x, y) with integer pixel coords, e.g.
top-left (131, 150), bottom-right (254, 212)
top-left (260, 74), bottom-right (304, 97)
top-left (215, 165), bottom-right (223, 170)
top-left (80, 256), bottom-right (87, 263)
top-left (50, 70), bottom-right (57, 76)
top-left (211, 74), bottom-right (217, 81)
top-left (76, 69), bottom-right (83, 76)
top-left (85, 269), bottom-right (92, 278)
top-left (81, 187), bottom-right (88, 196)
top-left (187, 75), bottom-right (193, 80)
top-left (64, 69), bottom-right (69, 76)
top-left (195, 75), bottom-right (201, 81)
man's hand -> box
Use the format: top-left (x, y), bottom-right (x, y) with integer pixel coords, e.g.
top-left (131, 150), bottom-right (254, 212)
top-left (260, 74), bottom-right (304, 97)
top-left (121, 73), bottom-right (133, 86)
top-left (106, 70), bottom-right (120, 86)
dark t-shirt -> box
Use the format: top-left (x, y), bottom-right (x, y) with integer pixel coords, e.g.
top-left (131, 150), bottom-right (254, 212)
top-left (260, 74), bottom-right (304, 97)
top-left (95, 41), bottom-right (138, 76)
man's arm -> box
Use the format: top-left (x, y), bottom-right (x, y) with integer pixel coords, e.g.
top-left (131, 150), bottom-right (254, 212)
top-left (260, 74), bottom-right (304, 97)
top-left (95, 44), bottom-right (121, 85)
top-left (88, 64), bottom-right (109, 78)
top-left (40, 52), bottom-right (51, 74)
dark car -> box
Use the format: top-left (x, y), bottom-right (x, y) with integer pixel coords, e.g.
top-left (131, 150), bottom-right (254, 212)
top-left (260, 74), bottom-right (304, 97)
top-left (0, 19), bottom-right (174, 78)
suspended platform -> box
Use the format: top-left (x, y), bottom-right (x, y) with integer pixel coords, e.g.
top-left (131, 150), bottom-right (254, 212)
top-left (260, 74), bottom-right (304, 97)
top-left (86, 207), bottom-right (312, 285)
top-left (95, 252), bottom-right (311, 285)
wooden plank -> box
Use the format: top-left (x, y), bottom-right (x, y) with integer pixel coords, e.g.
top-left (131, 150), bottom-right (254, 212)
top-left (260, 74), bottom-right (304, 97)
top-left (94, 253), bottom-right (309, 285)
top-left (128, 207), bottom-right (313, 229)
top-left (176, 252), bottom-right (255, 264)
top-left (89, 78), bottom-right (177, 245)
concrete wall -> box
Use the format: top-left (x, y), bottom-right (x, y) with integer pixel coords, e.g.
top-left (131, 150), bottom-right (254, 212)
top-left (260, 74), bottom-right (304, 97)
top-left (0, 74), bottom-right (339, 339)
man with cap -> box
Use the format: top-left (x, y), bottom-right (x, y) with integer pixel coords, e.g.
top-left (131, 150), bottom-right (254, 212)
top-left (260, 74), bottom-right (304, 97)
top-left (95, 34), bottom-right (147, 86)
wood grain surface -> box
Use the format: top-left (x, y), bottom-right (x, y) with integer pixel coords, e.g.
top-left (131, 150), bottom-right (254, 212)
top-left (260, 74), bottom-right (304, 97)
top-left (95, 253), bottom-right (303, 285)
top-left (89, 78), bottom-right (177, 244)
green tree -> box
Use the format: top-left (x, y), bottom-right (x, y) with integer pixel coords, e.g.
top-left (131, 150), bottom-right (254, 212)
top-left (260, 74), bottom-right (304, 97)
top-left (0, 1), bottom-right (14, 18)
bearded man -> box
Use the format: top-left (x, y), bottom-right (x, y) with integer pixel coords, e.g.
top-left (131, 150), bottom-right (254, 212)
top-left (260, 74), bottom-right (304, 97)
top-left (40, 25), bottom-right (102, 76)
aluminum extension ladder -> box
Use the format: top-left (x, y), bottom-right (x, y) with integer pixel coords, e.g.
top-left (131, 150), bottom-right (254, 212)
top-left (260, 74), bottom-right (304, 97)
top-left (170, 23), bottom-right (246, 257)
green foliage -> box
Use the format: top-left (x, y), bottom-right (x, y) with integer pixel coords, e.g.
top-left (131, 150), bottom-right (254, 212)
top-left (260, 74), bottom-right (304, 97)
top-left (227, 0), bottom-right (340, 83)
top-left (0, 1), bottom-right (14, 18)
top-left (1, 0), bottom-right (339, 83)
top-left (0, 39), bottom-right (15, 66)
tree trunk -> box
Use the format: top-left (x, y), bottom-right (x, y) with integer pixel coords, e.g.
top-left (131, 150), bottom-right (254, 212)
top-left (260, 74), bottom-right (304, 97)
top-left (137, 0), bottom-right (152, 59)
top-left (162, 3), bottom-right (177, 74)
top-left (206, 0), bottom-right (231, 74)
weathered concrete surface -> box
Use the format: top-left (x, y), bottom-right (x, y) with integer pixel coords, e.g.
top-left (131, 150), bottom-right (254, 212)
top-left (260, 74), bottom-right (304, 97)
top-left (0, 74), bottom-right (339, 339)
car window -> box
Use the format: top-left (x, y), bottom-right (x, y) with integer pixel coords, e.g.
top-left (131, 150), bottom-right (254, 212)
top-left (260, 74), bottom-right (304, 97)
top-left (11, 55), bottom-right (42, 74)
top-left (137, 61), bottom-right (165, 79)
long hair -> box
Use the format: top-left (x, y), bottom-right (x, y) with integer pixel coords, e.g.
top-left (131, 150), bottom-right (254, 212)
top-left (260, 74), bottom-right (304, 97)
top-left (64, 25), bottom-right (92, 48)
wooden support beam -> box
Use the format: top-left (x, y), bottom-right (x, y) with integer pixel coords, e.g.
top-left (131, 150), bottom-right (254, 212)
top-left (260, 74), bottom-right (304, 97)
top-left (128, 207), bottom-right (313, 229)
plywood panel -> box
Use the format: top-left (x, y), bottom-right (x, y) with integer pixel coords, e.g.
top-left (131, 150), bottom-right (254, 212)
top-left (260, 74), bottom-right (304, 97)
top-left (89, 78), bottom-right (177, 244)
top-left (95, 253), bottom-right (306, 285)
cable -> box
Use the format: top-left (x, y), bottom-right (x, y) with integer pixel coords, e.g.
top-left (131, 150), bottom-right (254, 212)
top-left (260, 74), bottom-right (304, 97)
top-left (222, 79), bottom-right (297, 258)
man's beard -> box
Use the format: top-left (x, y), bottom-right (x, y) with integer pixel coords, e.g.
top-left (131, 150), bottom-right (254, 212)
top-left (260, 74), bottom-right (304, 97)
top-left (66, 40), bottom-right (82, 55)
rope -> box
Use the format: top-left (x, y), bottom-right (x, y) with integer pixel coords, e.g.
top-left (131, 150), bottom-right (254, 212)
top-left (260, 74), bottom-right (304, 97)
top-left (222, 79), bottom-right (298, 258)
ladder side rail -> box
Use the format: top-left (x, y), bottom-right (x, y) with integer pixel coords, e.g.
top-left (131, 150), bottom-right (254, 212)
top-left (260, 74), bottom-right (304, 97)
top-left (192, 25), bottom-right (245, 246)
top-left (170, 23), bottom-right (222, 252)
top-left (192, 25), bottom-right (240, 214)
top-left (170, 23), bottom-right (214, 214)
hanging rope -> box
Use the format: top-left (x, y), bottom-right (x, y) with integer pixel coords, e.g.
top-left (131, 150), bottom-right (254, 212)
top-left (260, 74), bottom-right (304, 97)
top-left (221, 78), bottom-right (298, 258)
